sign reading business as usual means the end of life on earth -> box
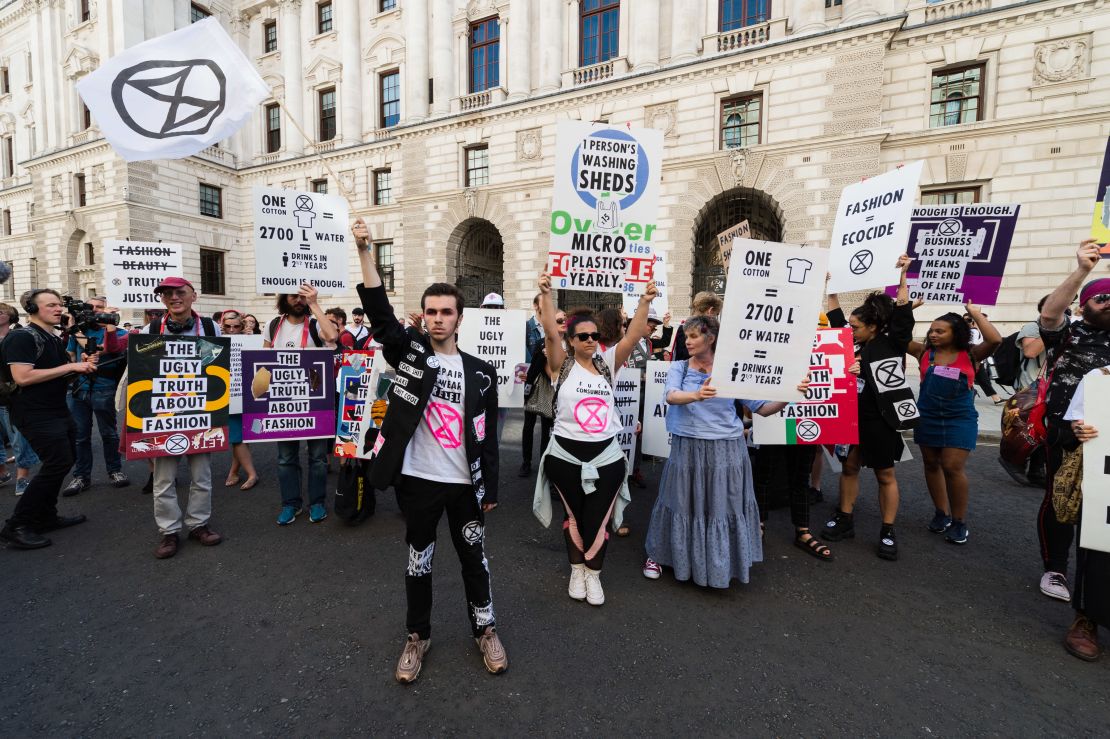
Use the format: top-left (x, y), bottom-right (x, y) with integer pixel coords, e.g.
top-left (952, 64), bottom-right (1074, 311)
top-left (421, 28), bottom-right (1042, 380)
top-left (241, 348), bottom-right (337, 441)
top-left (104, 240), bottom-right (185, 310)
top-left (548, 121), bottom-right (664, 295)
top-left (713, 239), bottom-right (830, 403)
top-left (253, 186), bottom-right (349, 295)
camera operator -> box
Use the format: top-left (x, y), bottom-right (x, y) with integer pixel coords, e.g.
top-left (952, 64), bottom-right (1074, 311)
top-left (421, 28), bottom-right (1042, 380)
top-left (62, 295), bottom-right (129, 496)
top-left (0, 289), bottom-right (96, 549)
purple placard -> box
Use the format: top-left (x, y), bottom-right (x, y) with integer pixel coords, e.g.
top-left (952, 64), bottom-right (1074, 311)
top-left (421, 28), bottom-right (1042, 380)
top-left (885, 203), bottom-right (1021, 306)
top-left (241, 348), bottom-right (336, 442)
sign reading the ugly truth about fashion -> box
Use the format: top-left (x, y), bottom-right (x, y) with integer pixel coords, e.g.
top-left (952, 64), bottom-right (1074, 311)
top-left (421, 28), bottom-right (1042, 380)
top-left (241, 348), bottom-right (336, 441)
top-left (124, 334), bottom-right (231, 460)
top-left (614, 368), bottom-right (642, 465)
top-left (547, 121), bottom-right (664, 295)
top-left (713, 239), bottom-right (829, 403)
top-left (1080, 373), bottom-right (1110, 553)
top-left (103, 240), bottom-right (185, 309)
top-left (252, 186), bottom-right (349, 295)
top-left (886, 204), bottom-right (1021, 306)
top-left (752, 328), bottom-right (858, 445)
top-left (456, 308), bottom-right (527, 408)
top-left (1091, 136), bottom-right (1110, 254)
top-left (642, 361), bottom-right (671, 459)
top-left (828, 161), bottom-right (924, 293)
top-left (716, 220), bottom-right (750, 272)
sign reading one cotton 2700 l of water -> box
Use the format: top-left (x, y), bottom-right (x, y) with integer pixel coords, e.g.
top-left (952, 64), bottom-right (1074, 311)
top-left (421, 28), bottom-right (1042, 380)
top-left (253, 186), bottom-right (349, 295)
top-left (548, 122), bottom-right (664, 295)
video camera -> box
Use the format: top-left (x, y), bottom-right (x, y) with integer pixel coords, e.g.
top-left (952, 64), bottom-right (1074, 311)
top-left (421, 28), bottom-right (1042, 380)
top-left (62, 296), bottom-right (119, 335)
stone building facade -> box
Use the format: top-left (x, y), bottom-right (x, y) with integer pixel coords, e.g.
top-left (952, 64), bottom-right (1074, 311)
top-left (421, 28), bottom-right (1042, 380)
top-left (0, 0), bottom-right (1105, 328)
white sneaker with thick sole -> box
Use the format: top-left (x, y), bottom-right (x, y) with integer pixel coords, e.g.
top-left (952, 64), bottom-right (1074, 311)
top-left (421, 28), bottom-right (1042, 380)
top-left (568, 563), bottom-right (586, 601)
top-left (584, 569), bottom-right (604, 606)
top-left (1040, 571), bottom-right (1071, 602)
top-left (642, 558), bottom-right (662, 580)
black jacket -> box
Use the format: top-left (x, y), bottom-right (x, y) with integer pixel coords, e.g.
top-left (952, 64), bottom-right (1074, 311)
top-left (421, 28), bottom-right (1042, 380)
top-left (357, 283), bottom-right (500, 504)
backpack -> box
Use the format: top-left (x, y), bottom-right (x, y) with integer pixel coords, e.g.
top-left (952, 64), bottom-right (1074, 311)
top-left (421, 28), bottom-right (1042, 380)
top-left (991, 331), bottom-right (1022, 388)
top-left (334, 458), bottom-right (375, 525)
top-left (0, 327), bottom-right (46, 407)
top-left (267, 316), bottom-right (325, 348)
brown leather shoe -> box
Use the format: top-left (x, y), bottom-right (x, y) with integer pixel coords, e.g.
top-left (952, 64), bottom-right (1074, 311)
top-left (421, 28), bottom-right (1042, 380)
top-left (188, 525), bottom-right (223, 546)
top-left (476, 627), bottom-right (508, 674)
top-left (395, 633), bottom-right (431, 684)
top-left (154, 533), bottom-right (179, 559)
top-left (1065, 615), bottom-right (1101, 661)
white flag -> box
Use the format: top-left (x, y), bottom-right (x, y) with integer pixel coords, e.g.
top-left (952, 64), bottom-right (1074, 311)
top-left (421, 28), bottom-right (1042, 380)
top-left (76, 18), bottom-right (269, 162)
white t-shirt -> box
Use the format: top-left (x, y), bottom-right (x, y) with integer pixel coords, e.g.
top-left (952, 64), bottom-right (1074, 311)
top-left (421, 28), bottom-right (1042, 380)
top-left (402, 352), bottom-right (471, 484)
top-left (553, 347), bottom-right (622, 441)
top-left (267, 317), bottom-right (315, 349)
top-left (1064, 366), bottom-right (1110, 421)
top-left (346, 324), bottom-right (369, 343)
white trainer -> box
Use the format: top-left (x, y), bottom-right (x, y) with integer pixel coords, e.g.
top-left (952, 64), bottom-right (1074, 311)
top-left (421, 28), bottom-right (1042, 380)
top-left (568, 563), bottom-right (586, 601)
top-left (1040, 571), bottom-right (1072, 602)
top-left (584, 568), bottom-right (605, 606)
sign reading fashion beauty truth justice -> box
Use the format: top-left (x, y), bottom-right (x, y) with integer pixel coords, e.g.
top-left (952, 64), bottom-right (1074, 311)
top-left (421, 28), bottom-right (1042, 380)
top-left (103, 240), bottom-right (185, 310)
top-left (1092, 136), bottom-right (1110, 255)
top-left (716, 220), bottom-right (751, 272)
top-left (456, 308), bottom-right (527, 408)
top-left (614, 368), bottom-right (642, 465)
top-left (713, 239), bottom-right (829, 403)
top-left (642, 361), bottom-right (671, 458)
top-left (241, 348), bottom-right (336, 441)
top-left (548, 121), bottom-right (664, 295)
top-left (752, 328), bottom-right (858, 445)
top-left (828, 161), bottom-right (924, 293)
top-left (252, 186), bottom-right (349, 295)
top-left (124, 335), bottom-right (231, 460)
top-left (1080, 373), bottom-right (1110, 553)
top-left (228, 334), bottom-right (264, 415)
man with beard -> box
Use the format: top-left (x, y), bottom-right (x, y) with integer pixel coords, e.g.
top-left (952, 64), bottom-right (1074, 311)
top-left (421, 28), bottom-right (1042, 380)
top-left (264, 284), bottom-right (338, 526)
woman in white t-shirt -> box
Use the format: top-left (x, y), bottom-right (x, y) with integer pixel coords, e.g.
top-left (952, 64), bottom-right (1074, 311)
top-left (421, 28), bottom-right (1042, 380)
top-left (532, 273), bottom-right (658, 606)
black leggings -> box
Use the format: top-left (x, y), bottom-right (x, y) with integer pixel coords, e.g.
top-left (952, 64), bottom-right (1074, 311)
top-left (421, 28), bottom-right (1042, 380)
top-left (522, 411), bottom-right (553, 464)
top-left (974, 364), bottom-right (997, 397)
top-left (544, 436), bottom-right (625, 570)
top-left (750, 445), bottom-right (817, 530)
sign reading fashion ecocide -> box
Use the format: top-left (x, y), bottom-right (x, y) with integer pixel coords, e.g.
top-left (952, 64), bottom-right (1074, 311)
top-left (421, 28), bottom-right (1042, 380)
top-left (548, 121), bottom-right (665, 295)
top-left (103, 240), bottom-right (185, 310)
top-left (253, 186), bottom-right (349, 295)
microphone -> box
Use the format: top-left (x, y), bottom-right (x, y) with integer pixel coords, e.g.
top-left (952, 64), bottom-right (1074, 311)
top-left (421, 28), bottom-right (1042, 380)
top-left (0, 260), bottom-right (10, 284)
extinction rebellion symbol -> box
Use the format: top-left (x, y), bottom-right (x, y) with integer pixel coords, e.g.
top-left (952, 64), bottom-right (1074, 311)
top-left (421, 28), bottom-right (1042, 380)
top-left (111, 59), bottom-right (227, 139)
top-left (796, 420), bottom-right (820, 442)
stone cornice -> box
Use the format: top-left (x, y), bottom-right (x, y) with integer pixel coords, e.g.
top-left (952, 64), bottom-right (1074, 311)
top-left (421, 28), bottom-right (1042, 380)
top-left (883, 105), bottom-right (1110, 146)
top-left (894, 0), bottom-right (1103, 43)
top-left (0, 1), bottom-right (31, 33)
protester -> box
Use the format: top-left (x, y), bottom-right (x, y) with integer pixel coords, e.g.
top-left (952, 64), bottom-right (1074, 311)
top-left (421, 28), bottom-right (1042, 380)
top-left (0, 301), bottom-right (40, 496)
top-left (264, 285), bottom-right (339, 525)
top-left (326, 307), bottom-right (355, 349)
top-left (345, 307), bottom-right (370, 348)
top-left (1003, 295), bottom-right (1052, 487)
top-left (822, 256), bottom-right (918, 561)
top-left (621, 307), bottom-right (663, 500)
top-left (219, 311), bottom-right (259, 491)
top-left (243, 314), bottom-right (261, 335)
top-left (965, 312), bottom-right (1003, 404)
top-left (0, 289), bottom-right (95, 549)
top-left (648, 311), bottom-right (673, 360)
top-left (532, 272), bottom-right (656, 606)
top-left (520, 302), bottom-right (564, 477)
top-left (353, 218), bottom-right (507, 683)
top-left (671, 291), bottom-right (722, 362)
top-left (907, 302), bottom-right (1001, 545)
top-left (525, 295), bottom-right (543, 364)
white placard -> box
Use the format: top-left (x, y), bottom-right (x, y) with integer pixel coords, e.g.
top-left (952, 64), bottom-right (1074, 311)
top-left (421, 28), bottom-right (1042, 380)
top-left (103, 240), bottom-right (184, 309)
top-left (456, 308), bottom-right (527, 408)
top-left (827, 161), bottom-right (924, 293)
top-left (642, 361), bottom-right (671, 458)
top-left (623, 250), bottom-right (669, 317)
top-left (716, 220), bottom-right (751, 272)
top-left (614, 368), bottom-right (642, 465)
top-left (228, 334), bottom-right (264, 414)
top-left (712, 239), bottom-right (829, 402)
top-left (253, 186), bottom-right (349, 295)
top-left (1080, 374), bottom-right (1110, 553)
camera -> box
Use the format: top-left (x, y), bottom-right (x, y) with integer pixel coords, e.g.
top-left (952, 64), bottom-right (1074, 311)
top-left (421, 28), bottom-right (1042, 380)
top-left (62, 296), bottom-right (119, 335)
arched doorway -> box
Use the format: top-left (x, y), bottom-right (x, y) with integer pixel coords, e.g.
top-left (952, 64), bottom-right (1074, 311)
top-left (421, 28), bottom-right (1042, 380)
top-left (557, 288), bottom-right (622, 314)
top-left (448, 218), bottom-right (504, 307)
top-left (691, 188), bottom-right (784, 297)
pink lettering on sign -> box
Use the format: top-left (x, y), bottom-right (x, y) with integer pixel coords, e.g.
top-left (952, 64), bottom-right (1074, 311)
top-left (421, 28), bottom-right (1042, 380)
top-left (425, 402), bottom-right (463, 449)
top-left (574, 396), bottom-right (610, 434)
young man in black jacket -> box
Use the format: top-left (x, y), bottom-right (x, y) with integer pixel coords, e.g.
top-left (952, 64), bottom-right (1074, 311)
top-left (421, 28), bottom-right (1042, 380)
top-left (352, 218), bottom-right (507, 684)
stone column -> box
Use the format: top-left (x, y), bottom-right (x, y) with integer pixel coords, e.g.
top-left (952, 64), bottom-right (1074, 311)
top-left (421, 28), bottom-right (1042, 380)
top-left (506, 0), bottom-right (531, 100)
top-left (536, 0), bottom-right (562, 93)
top-left (431, 0), bottom-right (454, 114)
top-left (670, 0), bottom-right (700, 63)
top-left (279, 0), bottom-right (304, 155)
top-left (630, 1), bottom-right (659, 71)
top-left (28, 6), bottom-right (48, 152)
top-left (339, 0), bottom-right (363, 142)
top-left (41, 0), bottom-right (63, 150)
top-left (403, 0), bottom-right (429, 122)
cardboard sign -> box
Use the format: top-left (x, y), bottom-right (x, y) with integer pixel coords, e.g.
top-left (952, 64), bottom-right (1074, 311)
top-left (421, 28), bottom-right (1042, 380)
top-left (241, 348), bottom-right (336, 441)
top-left (828, 161), bottom-right (924, 293)
top-left (1092, 136), bottom-right (1110, 254)
top-left (228, 334), bottom-right (264, 414)
top-left (547, 121), bottom-right (664, 295)
top-left (622, 250), bottom-right (670, 317)
top-left (752, 328), bottom-right (858, 445)
top-left (456, 308), bottom-right (527, 408)
top-left (1080, 373), bottom-right (1110, 553)
top-left (716, 220), bottom-right (751, 272)
top-left (614, 368), bottom-right (642, 465)
top-left (887, 204), bottom-right (1021, 306)
top-left (642, 360), bottom-right (671, 458)
top-left (104, 240), bottom-right (184, 309)
top-left (334, 365), bottom-right (372, 458)
top-left (124, 335), bottom-right (231, 459)
top-left (713, 239), bottom-right (829, 402)
top-left (253, 186), bottom-right (349, 294)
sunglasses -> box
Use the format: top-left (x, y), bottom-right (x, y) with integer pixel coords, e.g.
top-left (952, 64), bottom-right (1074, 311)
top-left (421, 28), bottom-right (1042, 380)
top-left (1089, 293), bottom-right (1110, 306)
top-left (556, 318), bottom-right (566, 324)
top-left (573, 332), bottom-right (601, 342)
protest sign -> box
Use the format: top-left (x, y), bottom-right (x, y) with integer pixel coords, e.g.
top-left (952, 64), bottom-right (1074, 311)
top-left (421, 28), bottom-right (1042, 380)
top-left (752, 328), bottom-right (858, 445)
top-left (642, 361), bottom-right (671, 458)
top-left (228, 334), bottom-right (264, 414)
top-left (716, 220), bottom-right (751, 272)
top-left (828, 161), bottom-right (924, 293)
top-left (124, 335), bottom-right (230, 459)
top-left (241, 348), bottom-right (336, 441)
top-left (334, 365), bottom-right (371, 458)
top-left (713, 239), bottom-right (829, 403)
top-left (253, 186), bottom-right (349, 295)
top-left (623, 250), bottom-right (670, 317)
top-left (614, 368), bottom-right (642, 465)
top-left (456, 308), bottom-right (527, 408)
top-left (104, 240), bottom-right (184, 309)
top-left (335, 348), bottom-right (374, 392)
top-left (547, 121), bottom-right (664, 296)
top-left (1080, 373), bottom-right (1110, 552)
top-left (1092, 136), bottom-right (1110, 254)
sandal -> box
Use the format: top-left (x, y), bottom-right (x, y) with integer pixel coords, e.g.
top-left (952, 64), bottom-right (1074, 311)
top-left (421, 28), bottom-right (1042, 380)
top-left (240, 476), bottom-right (260, 491)
top-left (224, 473), bottom-right (241, 488)
top-left (794, 532), bottom-right (833, 561)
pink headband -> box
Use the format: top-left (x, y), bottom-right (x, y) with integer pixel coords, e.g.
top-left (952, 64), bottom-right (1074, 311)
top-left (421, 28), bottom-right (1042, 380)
top-left (1080, 278), bottom-right (1110, 305)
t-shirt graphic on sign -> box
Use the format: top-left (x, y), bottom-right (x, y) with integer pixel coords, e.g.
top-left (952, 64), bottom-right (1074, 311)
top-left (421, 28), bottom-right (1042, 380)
top-left (786, 258), bottom-right (814, 285)
top-left (402, 352), bottom-right (470, 484)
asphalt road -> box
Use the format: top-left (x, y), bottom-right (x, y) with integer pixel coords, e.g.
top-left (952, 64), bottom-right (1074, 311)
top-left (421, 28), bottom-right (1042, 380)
top-left (2, 412), bottom-right (1108, 737)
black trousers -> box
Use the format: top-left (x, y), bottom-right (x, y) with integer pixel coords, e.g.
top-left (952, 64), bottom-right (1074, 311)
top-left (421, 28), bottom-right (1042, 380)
top-left (521, 411), bottom-right (552, 464)
top-left (1039, 444), bottom-right (1074, 574)
top-left (750, 445), bottom-right (817, 529)
top-left (399, 475), bottom-right (494, 640)
top-left (6, 413), bottom-right (75, 530)
top-left (544, 436), bottom-right (625, 570)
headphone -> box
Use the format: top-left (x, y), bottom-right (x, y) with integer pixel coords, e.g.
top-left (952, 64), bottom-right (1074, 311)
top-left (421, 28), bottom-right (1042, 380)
top-left (22, 289), bottom-right (54, 315)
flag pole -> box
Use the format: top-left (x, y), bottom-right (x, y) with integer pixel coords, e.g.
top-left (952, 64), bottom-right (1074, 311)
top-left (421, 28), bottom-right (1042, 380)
top-left (274, 98), bottom-right (357, 202)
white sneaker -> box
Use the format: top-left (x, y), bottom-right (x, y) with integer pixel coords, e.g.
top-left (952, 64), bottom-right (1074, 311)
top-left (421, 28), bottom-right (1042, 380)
top-left (642, 558), bottom-right (662, 580)
top-left (584, 569), bottom-right (604, 606)
top-left (1040, 571), bottom-right (1071, 602)
top-left (568, 563), bottom-right (586, 601)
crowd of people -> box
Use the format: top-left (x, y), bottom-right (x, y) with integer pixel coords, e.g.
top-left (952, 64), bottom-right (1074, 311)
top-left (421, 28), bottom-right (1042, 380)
top-left (0, 229), bottom-right (1107, 680)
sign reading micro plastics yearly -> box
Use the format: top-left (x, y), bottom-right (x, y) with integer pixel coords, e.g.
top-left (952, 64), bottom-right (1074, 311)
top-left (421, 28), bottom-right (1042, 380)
top-left (241, 348), bottom-right (336, 441)
top-left (548, 121), bottom-right (664, 295)
top-left (124, 335), bottom-right (231, 459)
top-left (642, 361), bottom-right (671, 459)
top-left (885, 204), bottom-right (1021, 306)
top-left (752, 328), bottom-right (858, 446)
top-left (456, 308), bottom-right (527, 408)
top-left (1091, 136), bottom-right (1110, 255)
top-left (713, 239), bottom-right (829, 403)
top-left (828, 161), bottom-right (924, 293)
top-left (614, 368), bottom-right (642, 465)
top-left (252, 186), bottom-right (349, 295)
top-left (104, 240), bottom-right (184, 309)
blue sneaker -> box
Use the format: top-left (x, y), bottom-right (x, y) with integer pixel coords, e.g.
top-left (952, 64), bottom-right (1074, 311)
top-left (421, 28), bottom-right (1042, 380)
top-left (276, 505), bottom-right (300, 526)
top-left (927, 509), bottom-right (952, 533)
top-left (945, 520), bottom-right (969, 545)
top-left (15, 477), bottom-right (29, 496)
top-left (309, 503), bottom-right (328, 523)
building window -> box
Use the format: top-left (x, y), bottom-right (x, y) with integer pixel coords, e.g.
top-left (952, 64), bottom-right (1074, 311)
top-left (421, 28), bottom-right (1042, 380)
top-left (380, 0), bottom-right (396, 10)
top-left (721, 93), bottom-right (762, 149)
top-left (374, 168), bottom-right (393, 205)
top-left (469, 17), bottom-right (500, 93)
top-left (2, 209), bottom-right (10, 236)
top-left (930, 64), bottom-right (984, 128)
top-left (317, 1), bottom-right (333, 34)
top-left (85, 242), bottom-right (95, 265)
top-left (1, 136), bottom-right (13, 178)
top-left (265, 103), bottom-right (281, 153)
top-left (75, 174), bottom-right (86, 207)
top-left (318, 88), bottom-right (336, 141)
top-left (720, 0), bottom-right (770, 30)
top-left (81, 102), bottom-right (92, 130)
top-left (200, 248), bottom-right (225, 295)
top-left (199, 183), bottom-right (223, 218)
top-left (190, 3), bottom-right (210, 22)
top-left (920, 186), bottom-right (981, 205)
top-left (79, 0), bottom-right (91, 22)
top-left (375, 241), bottom-right (394, 291)
top-left (0, 67), bottom-right (9, 95)
top-left (380, 70), bottom-right (400, 128)
top-left (311, 178), bottom-right (328, 194)
top-left (464, 145), bottom-right (489, 187)
top-left (825, 0), bottom-right (842, 6)
top-left (264, 20), bottom-right (278, 53)
top-left (580, 0), bottom-right (619, 67)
